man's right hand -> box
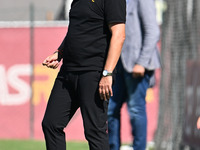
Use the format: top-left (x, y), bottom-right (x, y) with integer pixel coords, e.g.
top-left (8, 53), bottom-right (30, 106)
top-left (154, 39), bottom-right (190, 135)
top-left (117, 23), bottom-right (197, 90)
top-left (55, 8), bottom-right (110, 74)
top-left (42, 52), bottom-right (60, 69)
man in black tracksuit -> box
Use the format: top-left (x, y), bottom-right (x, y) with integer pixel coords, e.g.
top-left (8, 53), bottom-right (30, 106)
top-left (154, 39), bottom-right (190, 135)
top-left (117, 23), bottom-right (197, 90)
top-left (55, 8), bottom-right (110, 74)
top-left (42, 0), bottom-right (126, 149)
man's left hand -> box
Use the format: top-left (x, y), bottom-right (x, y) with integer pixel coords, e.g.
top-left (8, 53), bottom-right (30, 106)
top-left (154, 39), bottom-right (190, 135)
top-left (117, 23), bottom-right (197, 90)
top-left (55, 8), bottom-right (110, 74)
top-left (99, 76), bottom-right (113, 101)
top-left (132, 64), bottom-right (145, 78)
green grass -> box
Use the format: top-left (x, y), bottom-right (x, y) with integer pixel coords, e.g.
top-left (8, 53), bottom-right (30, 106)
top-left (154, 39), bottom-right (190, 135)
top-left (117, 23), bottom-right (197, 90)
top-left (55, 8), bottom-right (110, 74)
top-left (0, 139), bottom-right (89, 150)
top-left (0, 139), bottom-right (155, 150)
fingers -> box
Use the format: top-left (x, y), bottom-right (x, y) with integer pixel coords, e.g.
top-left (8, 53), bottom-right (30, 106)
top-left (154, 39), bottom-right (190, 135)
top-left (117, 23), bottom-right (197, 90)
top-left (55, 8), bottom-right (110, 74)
top-left (42, 57), bottom-right (50, 66)
top-left (47, 61), bottom-right (60, 69)
top-left (108, 86), bottom-right (113, 97)
top-left (42, 53), bottom-right (60, 68)
top-left (132, 72), bottom-right (144, 78)
top-left (103, 89), bottom-right (107, 101)
top-left (43, 59), bottom-right (60, 69)
top-left (99, 87), bottom-right (103, 100)
top-left (132, 65), bottom-right (145, 78)
top-left (133, 73), bottom-right (140, 78)
top-left (99, 87), bottom-right (111, 101)
top-left (54, 62), bottom-right (60, 69)
top-left (105, 88), bottom-right (110, 100)
top-left (99, 78), bottom-right (112, 101)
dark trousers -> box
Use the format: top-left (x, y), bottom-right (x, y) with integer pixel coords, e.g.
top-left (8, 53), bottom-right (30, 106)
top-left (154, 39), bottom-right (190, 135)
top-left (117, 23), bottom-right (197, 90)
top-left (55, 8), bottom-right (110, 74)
top-left (42, 69), bottom-right (109, 150)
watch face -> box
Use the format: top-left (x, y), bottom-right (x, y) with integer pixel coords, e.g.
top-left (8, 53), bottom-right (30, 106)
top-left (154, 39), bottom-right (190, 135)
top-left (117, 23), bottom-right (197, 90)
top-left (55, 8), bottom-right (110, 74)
top-left (103, 70), bottom-right (107, 76)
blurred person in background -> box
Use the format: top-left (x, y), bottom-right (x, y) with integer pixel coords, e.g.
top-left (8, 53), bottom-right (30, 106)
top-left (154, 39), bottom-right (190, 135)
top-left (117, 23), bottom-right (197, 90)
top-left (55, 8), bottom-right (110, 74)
top-left (41, 0), bottom-right (126, 149)
top-left (65, 0), bottom-right (72, 20)
top-left (197, 117), bottom-right (200, 129)
top-left (107, 0), bottom-right (161, 150)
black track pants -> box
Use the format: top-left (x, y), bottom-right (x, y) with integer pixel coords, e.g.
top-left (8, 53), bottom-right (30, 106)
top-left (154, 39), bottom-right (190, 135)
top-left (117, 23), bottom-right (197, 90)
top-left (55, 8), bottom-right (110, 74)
top-left (42, 70), bottom-right (109, 150)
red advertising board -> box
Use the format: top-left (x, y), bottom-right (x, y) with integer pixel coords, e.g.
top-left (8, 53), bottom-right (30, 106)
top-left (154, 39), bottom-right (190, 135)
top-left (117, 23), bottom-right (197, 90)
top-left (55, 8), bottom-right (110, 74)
top-left (0, 25), bottom-right (159, 143)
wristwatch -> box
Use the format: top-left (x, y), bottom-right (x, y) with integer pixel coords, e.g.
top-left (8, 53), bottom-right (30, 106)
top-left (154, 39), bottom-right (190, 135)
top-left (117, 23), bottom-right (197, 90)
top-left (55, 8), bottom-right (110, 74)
top-left (102, 70), bottom-right (112, 77)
